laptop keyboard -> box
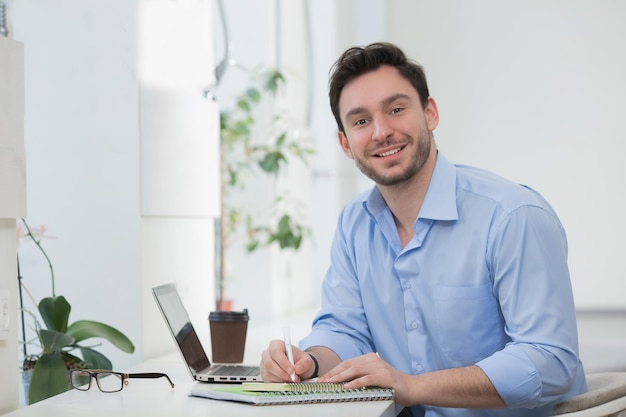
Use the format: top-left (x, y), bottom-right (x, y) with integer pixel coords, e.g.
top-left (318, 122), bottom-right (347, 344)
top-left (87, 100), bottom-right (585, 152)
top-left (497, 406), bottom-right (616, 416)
top-left (211, 365), bottom-right (259, 376)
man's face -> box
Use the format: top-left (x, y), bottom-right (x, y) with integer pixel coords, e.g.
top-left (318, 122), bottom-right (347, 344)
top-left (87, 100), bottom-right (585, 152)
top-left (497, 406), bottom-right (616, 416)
top-left (337, 65), bottom-right (439, 187)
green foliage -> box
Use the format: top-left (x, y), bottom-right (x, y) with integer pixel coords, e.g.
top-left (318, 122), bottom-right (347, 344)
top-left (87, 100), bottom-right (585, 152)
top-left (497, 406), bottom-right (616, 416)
top-left (28, 354), bottom-right (68, 404)
top-left (217, 70), bottom-right (315, 307)
top-left (27, 295), bottom-right (135, 404)
top-left (38, 296), bottom-right (71, 333)
top-left (25, 296), bottom-right (135, 404)
top-left (67, 320), bottom-right (135, 353)
top-left (19, 219), bottom-right (135, 404)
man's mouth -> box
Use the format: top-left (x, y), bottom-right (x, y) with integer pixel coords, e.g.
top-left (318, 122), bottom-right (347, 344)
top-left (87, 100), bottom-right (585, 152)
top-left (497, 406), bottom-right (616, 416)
top-left (376, 146), bottom-right (404, 157)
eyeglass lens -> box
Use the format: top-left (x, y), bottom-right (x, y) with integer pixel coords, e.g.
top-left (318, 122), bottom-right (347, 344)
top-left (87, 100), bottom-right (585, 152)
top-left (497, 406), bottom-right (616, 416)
top-left (71, 370), bottom-right (124, 393)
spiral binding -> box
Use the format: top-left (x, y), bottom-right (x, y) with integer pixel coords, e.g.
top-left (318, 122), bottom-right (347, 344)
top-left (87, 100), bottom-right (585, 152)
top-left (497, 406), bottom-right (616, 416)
top-left (258, 386), bottom-right (395, 406)
top-left (283, 382), bottom-right (347, 392)
top-left (0, 1), bottom-right (8, 38)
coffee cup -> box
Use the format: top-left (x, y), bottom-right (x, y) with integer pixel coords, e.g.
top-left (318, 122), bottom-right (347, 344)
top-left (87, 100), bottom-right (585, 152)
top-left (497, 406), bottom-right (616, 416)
top-left (208, 309), bottom-right (249, 363)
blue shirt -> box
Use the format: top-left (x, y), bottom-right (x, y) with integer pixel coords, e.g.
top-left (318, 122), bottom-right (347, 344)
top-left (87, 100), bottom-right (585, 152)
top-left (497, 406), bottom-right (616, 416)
top-left (300, 153), bottom-right (586, 417)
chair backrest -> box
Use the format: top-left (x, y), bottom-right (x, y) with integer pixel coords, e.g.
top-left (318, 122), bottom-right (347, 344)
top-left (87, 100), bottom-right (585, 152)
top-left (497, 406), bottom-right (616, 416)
top-left (552, 372), bottom-right (626, 417)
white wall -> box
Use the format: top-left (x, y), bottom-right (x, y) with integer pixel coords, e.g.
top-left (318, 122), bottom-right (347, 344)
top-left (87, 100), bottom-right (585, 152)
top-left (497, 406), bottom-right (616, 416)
top-left (0, 34), bottom-right (25, 415)
top-left (388, 0), bottom-right (626, 309)
top-left (8, 0), bottom-right (220, 390)
top-left (138, 0), bottom-right (219, 362)
top-left (10, 0), bottom-right (143, 375)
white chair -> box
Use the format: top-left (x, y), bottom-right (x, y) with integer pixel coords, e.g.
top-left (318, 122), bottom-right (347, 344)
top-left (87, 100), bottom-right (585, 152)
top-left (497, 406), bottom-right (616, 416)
top-left (552, 372), bottom-right (626, 417)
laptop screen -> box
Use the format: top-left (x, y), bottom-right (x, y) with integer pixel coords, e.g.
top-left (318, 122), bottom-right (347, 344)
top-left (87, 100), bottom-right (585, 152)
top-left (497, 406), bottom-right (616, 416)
top-left (152, 284), bottom-right (211, 376)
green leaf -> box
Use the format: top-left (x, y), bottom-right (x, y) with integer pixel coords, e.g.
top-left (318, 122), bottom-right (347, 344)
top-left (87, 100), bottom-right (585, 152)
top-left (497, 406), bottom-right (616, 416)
top-left (39, 329), bottom-right (75, 353)
top-left (265, 70), bottom-right (285, 94)
top-left (38, 296), bottom-right (71, 333)
top-left (245, 239), bottom-right (260, 252)
top-left (288, 143), bottom-right (315, 161)
top-left (79, 346), bottom-right (113, 370)
top-left (62, 351), bottom-right (86, 369)
top-left (245, 87), bottom-right (261, 103)
top-left (28, 354), bottom-right (70, 404)
top-left (66, 320), bottom-right (135, 354)
top-left (258, 151), bottom-right (286, 174)
top-left (227, 169), bottom-right (238, 187)
top-left (269, 215), bottom-right (304, 249)
top-left (231, 119), bottom-right (251, 136)
top-left (236, 97), bottom-right (251, 112)
top-left (275, 132), bottom-right (287, 147)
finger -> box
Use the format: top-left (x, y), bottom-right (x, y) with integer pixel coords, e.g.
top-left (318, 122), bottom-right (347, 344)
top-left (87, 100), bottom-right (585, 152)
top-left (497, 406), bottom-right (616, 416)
top-left (260, 343), bottom-right (285, 381)
top-left (262, 340), bottom-right (299, 382)
top-left (260, 348), bottom-right (279, 381)
top-left (293, 351), bottom-right (315, 380)
top-left (343, 375), bottom-right (374, 389)
top-left (318, 355), bottom-right (376, 383)
top-left (317, 361), bottom-right (350, 382)
top-left (272, 340), bottom-right (298, 380)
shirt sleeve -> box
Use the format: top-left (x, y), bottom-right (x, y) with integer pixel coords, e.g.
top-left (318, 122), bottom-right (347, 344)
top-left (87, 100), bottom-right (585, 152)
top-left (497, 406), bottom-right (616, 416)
top-left (477, 203), bottom-right (583, 408)
top-left (299, 211), bottom-right (376, 359)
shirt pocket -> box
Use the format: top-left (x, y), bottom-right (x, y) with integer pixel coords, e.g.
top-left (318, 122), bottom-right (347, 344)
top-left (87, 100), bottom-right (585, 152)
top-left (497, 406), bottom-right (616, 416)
top-left (433, 284), bottom-right (507, 365)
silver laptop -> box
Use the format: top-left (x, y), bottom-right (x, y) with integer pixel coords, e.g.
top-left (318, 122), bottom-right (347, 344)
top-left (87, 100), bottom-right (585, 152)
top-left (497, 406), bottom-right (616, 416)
top-left (152, 283), bottom-right (261, 383)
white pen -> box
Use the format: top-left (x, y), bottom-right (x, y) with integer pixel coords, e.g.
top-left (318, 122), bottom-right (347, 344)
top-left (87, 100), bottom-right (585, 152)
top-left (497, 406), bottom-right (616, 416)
top-left (282, 326), bottom-right (296, 382)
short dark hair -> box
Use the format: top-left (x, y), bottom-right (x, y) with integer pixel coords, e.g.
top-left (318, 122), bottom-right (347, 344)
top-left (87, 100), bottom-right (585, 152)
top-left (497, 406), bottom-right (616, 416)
top-left (328, 42), bottom-right (430, 133)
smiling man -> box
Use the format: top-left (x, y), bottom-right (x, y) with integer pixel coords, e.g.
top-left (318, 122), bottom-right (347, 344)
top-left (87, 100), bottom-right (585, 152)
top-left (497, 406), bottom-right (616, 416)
top-left (260, 42), bottom-right (587, 417)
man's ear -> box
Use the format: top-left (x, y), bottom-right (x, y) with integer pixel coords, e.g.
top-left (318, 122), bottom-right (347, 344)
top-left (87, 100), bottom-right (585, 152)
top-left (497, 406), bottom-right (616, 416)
top-left (338, 131), bottom-right (354, 159)
top-left (425, 97), bottom-right (440, 131)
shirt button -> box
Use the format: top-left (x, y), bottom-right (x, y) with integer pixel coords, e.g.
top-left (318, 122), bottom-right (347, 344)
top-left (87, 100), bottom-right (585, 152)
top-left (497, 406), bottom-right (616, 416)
top-left (410, 322), bottom-right (418, 329)
top-left (404, 281), bottom-right (412, 289)
top-left (415, 364), bottom-right (423, 372)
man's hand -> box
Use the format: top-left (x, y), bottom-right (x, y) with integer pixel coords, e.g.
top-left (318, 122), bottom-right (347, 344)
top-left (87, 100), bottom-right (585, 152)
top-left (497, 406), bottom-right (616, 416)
top-left (318, 353), bottom-right (414, 405)
top-left (260, 340), bottom-right (317, 382)
top-left (319, 353), bottom-right (505, 409)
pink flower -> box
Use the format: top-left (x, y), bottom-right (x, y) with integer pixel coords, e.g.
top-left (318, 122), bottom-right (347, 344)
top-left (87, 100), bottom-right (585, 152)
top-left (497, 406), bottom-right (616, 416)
top-left (16, 219), bottom-right (56, 248)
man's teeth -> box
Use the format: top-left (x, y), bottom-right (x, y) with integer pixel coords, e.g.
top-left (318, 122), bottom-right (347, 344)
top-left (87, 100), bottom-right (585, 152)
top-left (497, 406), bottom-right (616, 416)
top-left (378, 148), bottom-right (401, 157)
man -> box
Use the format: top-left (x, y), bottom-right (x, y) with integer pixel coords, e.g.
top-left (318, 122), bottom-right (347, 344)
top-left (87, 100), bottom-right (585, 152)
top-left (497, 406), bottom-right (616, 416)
top-left (260, 42), bottom-right (586, 416)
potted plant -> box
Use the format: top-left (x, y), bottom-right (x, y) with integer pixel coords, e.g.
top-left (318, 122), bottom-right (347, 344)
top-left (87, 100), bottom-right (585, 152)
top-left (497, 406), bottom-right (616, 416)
top-left (17, 219), bottom-right (135, 404)
top-left (216, 69), bottom-right (314, 310)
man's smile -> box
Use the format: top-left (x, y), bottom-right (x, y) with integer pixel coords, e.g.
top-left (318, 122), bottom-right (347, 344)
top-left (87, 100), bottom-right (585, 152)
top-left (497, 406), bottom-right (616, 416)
top-left (375, 145), bottom-right (405, 157)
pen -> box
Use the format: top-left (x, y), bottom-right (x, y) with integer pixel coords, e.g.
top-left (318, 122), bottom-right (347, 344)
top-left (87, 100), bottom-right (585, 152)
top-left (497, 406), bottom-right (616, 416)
top-left (283, 326), bottom-right (296, 382)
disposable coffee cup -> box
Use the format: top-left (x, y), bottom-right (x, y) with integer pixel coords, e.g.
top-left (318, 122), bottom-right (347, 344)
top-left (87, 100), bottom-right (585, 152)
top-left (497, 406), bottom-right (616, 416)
top-left (208, 309), bottom-right (249, 363)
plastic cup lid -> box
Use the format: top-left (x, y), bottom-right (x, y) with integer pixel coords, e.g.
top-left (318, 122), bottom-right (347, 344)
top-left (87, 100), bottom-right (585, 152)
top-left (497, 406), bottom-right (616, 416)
top-left (209, 308), bottom-right (249, 321)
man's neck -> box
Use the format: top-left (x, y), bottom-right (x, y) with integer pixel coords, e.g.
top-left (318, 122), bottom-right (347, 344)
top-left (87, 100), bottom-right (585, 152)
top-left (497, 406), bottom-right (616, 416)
top-left (378, 149), bottom-right (437, 248)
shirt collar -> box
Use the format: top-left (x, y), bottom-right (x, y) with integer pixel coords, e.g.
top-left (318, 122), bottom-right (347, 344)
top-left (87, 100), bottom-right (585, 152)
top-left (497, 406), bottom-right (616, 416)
top-left (419, 152), bottom-right (458, 221)
top-left (362, 152), bottom-right (458, 221)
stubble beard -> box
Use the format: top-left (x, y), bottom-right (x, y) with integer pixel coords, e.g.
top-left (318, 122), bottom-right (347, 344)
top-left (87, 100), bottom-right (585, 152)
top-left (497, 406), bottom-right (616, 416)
top-left (353, 127), bottom-right (432, 187)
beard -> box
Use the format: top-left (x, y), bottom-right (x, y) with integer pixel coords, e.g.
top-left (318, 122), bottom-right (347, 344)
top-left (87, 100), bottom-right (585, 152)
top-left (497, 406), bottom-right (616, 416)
top-left (352, 127), bottom-right (432, 186)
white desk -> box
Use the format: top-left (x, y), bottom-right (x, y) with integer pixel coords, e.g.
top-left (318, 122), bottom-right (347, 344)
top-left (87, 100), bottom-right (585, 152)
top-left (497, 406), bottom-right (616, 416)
top-left (4, 357), bottom-right (397, 417)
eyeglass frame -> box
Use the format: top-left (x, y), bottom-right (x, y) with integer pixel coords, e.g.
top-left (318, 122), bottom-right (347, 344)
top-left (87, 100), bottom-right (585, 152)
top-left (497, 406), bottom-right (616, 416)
top-left (68, 369), bottom-right (175, 392)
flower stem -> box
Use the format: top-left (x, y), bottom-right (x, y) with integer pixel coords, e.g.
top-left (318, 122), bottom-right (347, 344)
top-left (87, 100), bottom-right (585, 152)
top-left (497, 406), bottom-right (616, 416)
top-left (20, 219), bottom-right (55, 297)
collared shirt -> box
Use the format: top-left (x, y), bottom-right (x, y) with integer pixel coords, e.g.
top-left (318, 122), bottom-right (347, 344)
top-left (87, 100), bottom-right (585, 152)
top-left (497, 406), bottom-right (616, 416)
top-left (299, 153), bottom-right (586, 417)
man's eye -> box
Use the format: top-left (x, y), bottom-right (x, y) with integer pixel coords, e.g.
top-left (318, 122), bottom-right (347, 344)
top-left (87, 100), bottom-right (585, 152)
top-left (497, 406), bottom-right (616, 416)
top-left (354, 119), bottom-right (367, 126)
top-left (391, 107), bottom-right (403, 114)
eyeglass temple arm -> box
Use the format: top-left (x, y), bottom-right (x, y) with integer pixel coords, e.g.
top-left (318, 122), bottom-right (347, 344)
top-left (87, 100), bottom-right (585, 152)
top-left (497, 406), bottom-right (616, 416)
top-left (127, 372), bottom-right (175, 388)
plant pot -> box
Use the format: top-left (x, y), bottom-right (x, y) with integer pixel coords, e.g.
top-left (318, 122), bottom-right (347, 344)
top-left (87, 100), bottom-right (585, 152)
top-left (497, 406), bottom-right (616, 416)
top-left (21, 369), bottom-right (33, 406)
top-left (216, 299), bottom-right (233, 311)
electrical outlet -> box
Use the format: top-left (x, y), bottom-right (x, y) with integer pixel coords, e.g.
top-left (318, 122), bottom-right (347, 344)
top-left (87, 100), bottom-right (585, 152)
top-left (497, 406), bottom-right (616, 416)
top-left (0, 290), bottom-right (9, 340)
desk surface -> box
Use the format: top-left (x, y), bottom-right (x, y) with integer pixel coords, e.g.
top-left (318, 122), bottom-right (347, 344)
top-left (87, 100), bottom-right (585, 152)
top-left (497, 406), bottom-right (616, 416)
top-left (4, 357), bottom-right (397, 417)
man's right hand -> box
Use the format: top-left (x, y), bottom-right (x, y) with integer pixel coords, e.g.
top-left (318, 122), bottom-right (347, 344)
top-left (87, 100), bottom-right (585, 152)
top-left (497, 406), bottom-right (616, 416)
top-left (260, 339), bottom-right (317, 382)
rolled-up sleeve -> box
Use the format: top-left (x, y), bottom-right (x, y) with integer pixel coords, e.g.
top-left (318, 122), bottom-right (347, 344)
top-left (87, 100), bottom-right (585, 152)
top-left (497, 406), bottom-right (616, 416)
top-left (478, 203), bottom-right (584, 407)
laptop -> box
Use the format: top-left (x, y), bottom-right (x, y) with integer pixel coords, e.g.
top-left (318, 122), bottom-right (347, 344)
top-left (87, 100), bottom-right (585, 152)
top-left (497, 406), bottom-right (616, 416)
top-left (152, 283), bottom-right (262, 383)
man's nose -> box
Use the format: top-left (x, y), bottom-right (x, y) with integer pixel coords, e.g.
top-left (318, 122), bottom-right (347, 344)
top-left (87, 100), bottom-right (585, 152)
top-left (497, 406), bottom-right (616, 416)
top-left (372, 117), bottom-right (392, 141)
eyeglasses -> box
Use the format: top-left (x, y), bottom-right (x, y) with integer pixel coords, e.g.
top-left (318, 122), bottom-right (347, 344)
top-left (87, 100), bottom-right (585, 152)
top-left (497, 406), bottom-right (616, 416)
top-left (69, 369), bottom-right (175, 393)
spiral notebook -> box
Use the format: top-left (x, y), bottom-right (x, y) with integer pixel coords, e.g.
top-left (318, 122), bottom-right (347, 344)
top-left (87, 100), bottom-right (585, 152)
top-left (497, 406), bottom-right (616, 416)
top-left (190, 381), bottom-right (394, 405)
